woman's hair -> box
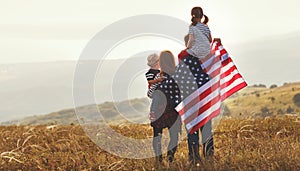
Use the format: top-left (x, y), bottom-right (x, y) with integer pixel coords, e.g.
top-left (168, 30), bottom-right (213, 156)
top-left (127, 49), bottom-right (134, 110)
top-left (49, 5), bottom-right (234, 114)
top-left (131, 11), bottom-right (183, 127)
top-left (191, 6), bottom-right (209, 26)
top-left (159, 50), bottom-right (176, 75)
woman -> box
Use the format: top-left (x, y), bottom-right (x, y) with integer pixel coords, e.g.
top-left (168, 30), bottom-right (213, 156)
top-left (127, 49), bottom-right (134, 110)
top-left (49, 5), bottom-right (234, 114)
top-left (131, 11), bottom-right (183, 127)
top-left (149, 50), bottom-right (182, 163)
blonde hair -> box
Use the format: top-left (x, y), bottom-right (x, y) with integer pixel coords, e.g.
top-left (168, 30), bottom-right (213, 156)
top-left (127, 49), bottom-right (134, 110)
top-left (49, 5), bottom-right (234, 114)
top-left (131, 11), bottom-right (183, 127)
top-left (147, 53), bottom-right (159, 67)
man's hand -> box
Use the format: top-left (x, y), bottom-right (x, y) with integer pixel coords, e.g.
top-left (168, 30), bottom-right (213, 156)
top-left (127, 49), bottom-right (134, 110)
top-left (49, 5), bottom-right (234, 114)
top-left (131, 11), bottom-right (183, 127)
top-left (213, 38), bottom-right (222, 45)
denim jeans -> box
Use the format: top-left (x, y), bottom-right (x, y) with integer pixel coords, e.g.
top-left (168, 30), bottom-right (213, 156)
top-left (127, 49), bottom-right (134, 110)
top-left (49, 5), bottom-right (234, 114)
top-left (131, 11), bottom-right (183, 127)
top-left (187, 120), bottom-right (214, 163)
top-left (152, 125), bottom-right (180, 162)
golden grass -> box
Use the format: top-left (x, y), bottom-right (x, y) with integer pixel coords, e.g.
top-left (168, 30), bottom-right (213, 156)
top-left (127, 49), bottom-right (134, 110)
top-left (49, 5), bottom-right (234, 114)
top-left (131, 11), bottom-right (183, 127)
top-left (0, 115), bottom-right (299, 170)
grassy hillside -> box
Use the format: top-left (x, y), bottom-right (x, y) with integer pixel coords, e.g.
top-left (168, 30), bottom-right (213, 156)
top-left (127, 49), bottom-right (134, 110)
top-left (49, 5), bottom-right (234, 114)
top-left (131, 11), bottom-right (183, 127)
top-left (2, 82), bottom-right (300, 126)
top-left (2, 98), bottom-right (150, 126)
top-left (0, 116), bottom-right (299, 170)
top-left (225, 82), bottom-right (300, 118)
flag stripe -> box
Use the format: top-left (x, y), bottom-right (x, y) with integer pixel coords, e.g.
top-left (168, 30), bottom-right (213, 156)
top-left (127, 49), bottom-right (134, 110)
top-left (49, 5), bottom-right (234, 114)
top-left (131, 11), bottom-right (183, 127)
top-left (186, 101), bottom-right (221, 130)
top-left (220, 72), bottom-right (243, 90)
top-left (201, 45), bottom-right (223, 68)
top-left (189, 109), bottom-right (221, 133)
top-left (220, 63), bottom-right (237, 81)
top-left (176, 76), bottom-right (220, 113)
top-left (178, 84), bottom-right (219, 118)
top-left (183, 94), bottom-right (220, 124)
top-left (175, 76), bottom-right (215, 112)
top-left (181, 87), bottom-right (220, 121)
top-left (208, 64), bottom-right (221, 78)
top-left (221, 81), bottom-right (248, 101)
top-left (220, 77), bottom-right (246, 97)
top-left (203, 55), bottom-right (221, 74)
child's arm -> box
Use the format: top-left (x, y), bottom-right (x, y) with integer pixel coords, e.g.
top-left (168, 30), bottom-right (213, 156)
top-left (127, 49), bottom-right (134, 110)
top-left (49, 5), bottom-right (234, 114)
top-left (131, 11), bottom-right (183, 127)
top-left (148, 77), bottom-right (164, 85)
top-left (186, 34), bottom-right (194, 49)
top-left (213, 38), bottom-right (222, 45)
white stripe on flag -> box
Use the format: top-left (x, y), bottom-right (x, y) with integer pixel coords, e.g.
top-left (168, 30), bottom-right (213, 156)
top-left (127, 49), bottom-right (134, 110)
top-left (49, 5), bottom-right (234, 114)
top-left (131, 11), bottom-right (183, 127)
top-left (220, 68), bottom-right (239, 84)
top-left (201, 46), bottom-right (223, 68)
top-left (206, 60), bottom-right (222, 76)
top-left (201, 54), bottom-right (218, 70)
top-left (220, 77), bottom-right (246, 96)
top-left (181, 88), bottom-right (220, 120)
top-left (186, 101), bottom-right (221, 130)
top-left (175, 76), bottom-right (219, 112)
top-left (221, 60), bottom-right (235, 74)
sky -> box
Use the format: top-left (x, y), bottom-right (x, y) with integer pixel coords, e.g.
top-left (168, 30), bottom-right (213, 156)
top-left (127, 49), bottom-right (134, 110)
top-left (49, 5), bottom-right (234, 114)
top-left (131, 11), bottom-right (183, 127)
top-left (0, 0), bottom-right (300, 63)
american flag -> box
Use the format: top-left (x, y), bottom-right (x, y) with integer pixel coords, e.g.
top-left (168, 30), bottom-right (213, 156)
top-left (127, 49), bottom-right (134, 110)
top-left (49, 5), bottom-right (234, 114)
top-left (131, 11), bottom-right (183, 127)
top-left (175, 40), bottom-right (247, 133)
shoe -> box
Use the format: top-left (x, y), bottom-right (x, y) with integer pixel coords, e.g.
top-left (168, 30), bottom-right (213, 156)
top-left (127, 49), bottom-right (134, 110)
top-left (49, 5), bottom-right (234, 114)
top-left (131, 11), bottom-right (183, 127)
top-left (155, 155), bottom-right (163, 163)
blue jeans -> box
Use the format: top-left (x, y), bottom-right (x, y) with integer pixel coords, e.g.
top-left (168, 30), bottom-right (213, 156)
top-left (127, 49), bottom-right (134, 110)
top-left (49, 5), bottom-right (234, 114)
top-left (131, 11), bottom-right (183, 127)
top-left (187, 120), bottom-right (214, 163)
top-left (152, 124), bottom-right (180, 162)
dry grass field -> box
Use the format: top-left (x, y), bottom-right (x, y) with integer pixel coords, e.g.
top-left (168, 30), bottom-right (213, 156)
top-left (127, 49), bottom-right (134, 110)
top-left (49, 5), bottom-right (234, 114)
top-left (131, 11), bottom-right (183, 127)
top-left (1, 115), bottom-right (299, 170)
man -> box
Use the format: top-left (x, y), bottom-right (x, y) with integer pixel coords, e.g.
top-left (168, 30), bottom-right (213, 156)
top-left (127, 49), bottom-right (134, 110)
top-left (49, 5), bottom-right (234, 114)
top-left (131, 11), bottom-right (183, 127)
top-left (176, 36), bottom-right (221, 164)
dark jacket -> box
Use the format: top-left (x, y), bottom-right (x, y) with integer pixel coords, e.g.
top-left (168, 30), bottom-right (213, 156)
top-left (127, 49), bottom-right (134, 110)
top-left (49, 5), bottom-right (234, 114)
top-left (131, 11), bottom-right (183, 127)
top-left (150, 74), bottom-right (182, 129)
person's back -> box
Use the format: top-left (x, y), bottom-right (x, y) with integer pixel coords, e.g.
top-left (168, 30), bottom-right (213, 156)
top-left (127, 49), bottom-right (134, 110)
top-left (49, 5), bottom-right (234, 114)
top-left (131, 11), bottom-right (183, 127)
top-left (186, 7), bottom-right (212, 59)
top-left (187, 22), bottom-right (211, 59)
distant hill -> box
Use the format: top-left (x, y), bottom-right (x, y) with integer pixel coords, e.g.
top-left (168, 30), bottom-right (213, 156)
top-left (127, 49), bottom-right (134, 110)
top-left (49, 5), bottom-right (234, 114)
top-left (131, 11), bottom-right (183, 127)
top-left (1, 98), bottom-right (150, 126)
top-left (224, 82), bottom-right (300, 118)
top-left (0, 59), bottom-right (149, 122)
top-left (2, 82), bottom-right (300, 126)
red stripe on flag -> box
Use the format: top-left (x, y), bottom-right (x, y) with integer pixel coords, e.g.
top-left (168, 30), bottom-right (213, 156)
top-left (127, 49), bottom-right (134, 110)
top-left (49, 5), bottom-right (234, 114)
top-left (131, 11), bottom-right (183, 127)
top-left (220, 73), bottom-right (243, 90)
top-left (183, 95), bottom-right (220, 125)
top-left (221, 82), bottom-right (247, 101)
top-left (189, 108), bottom-right (221, 133)
top-left (219, 49), bottom-right (227, 57)
top-left (177, 81), bottom-right (220, 116)
top-left (221, 55), bottom-right (231, 66)
top-left (208, 67), bottom-right (221, 78)
top-left (220, 64), bottom-right (237, 80)
top-left (203, 55), bottom-right (221, 74)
